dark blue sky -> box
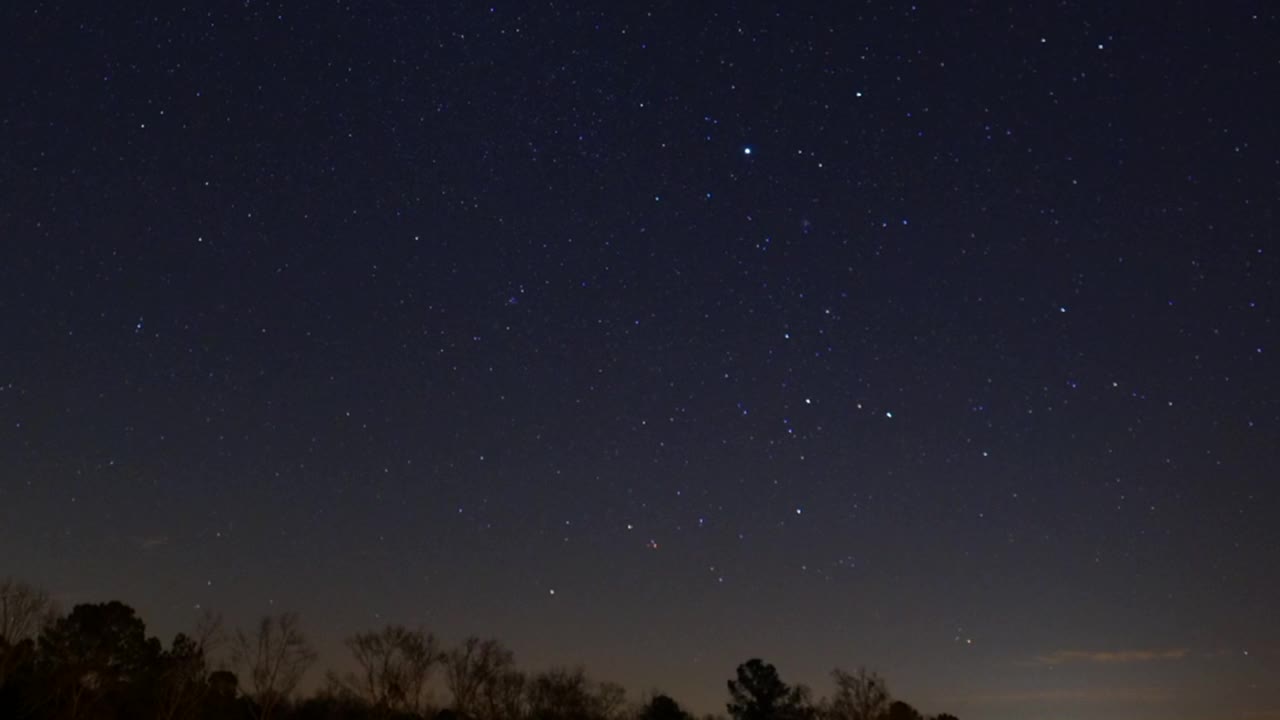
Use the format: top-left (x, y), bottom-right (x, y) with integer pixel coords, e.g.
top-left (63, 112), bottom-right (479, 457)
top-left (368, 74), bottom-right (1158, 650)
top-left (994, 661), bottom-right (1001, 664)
top-left (2, 3), bottom-right (1277, 719)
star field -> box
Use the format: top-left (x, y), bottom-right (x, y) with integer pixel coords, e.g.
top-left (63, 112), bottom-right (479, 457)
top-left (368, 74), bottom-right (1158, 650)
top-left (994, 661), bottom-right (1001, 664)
top-left (1, 3), bottom-right (1278, 720)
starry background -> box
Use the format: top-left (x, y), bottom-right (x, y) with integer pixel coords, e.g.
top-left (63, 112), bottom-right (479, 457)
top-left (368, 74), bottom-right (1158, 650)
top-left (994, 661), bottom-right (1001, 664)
top-left (1, 3), bottom-right (1277, 719)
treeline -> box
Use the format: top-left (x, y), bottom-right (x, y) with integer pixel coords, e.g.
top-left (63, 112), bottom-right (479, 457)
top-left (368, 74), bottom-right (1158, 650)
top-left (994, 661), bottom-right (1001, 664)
top-left (0, 578), bottom-right (958, 720)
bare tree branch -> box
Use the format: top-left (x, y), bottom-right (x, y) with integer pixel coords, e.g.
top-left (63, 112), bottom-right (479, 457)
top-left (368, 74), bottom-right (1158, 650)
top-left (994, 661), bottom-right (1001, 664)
top-left (331, 625), bottom-right (439, 718)
top-left (825, 668), bottom-right (889, 720)
top-left (479, 667), bottom-right (527, 720)
top-left (233, 612), bottom-right (317, 720)
top-left (446, 636), bottom-right (513, 718)
top-left (0, 578), bottom-right (57, 688)
top-left (0, 578), bottom-right (57, 646)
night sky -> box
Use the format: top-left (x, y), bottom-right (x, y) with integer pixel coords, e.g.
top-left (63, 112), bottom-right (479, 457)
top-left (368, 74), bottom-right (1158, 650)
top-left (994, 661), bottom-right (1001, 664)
top-left (2, 3), bottom-right (1278, 719)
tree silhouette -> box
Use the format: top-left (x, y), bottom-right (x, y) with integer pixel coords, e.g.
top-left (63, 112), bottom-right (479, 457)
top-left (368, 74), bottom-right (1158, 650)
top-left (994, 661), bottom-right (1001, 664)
top-left (594, 682), bottom-right (627, 720)
top-left (292, 689), bottom-right (378, 720)
top-left (477, 667), bottom-right (527, 720)
top-left (34, 601), bottom-right (162, 719)
top-left (1, 578), bottom-right (57, 689)
top-left (332, 625), bottom-right (438, 718)
top-left (639, 694), bottom-right (693, 720)
top-left (0, 636), bottom-right (38, 719)
top-left (154, 611), bottom-right (223, 720)
top-left (0, 575), bottom-right (965, 720)
top-left (823, 668), bottom-right (889, 720)
top-left (883, 700), bottom-right (922, 720)
top-left (204, 669), bottom-right (242, 719)
top-left (445, 637), bottom-right (510, 718)
top-left (233, 612), bottom-right (317, 720)
top-left (526, 666), bottom-right (618, 720)
top-left (727, 659), bottom-right (813, 720)
top-left (0, 580), bottom-right (56, 647)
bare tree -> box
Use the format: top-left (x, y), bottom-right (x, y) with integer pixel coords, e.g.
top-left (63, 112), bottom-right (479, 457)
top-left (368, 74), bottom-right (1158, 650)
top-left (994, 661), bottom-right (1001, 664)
top-left (0, 578), bottom-right (57, 645)
top-left (0, 578), bottom-right (57, 686)
top-left (331, 625), bottom-right (439, 718)
top-left (594, 681), bottom-right (628, 720)
top-left (528, 666), bottom-right (615, 720)
top-left (446, 637), bottom-right (513, 717)
top-left (233, 612), bottom-right (317, 720)
top-left (825, 668), bottom-right (889, 720)
top-left (479, 667), bottom-right (527, 720)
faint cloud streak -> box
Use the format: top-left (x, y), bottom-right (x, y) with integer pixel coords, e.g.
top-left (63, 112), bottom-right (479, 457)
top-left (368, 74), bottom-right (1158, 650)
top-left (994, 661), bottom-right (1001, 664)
top-left (134, 535), bottom-right (171, 551)
top-left (1031, 648), bottom-right (1189, 666)
top-left (969, 687), bottom-right (1174, 704)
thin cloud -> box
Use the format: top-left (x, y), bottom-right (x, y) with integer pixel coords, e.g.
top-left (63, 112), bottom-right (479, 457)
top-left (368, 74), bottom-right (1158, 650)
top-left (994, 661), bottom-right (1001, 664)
top-left (1031, 648), bottom-right (1189, 666)
top-left (968, 687), bottom-right (1174, 704)
top-left (134, 535), bottom-right (171, 551)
